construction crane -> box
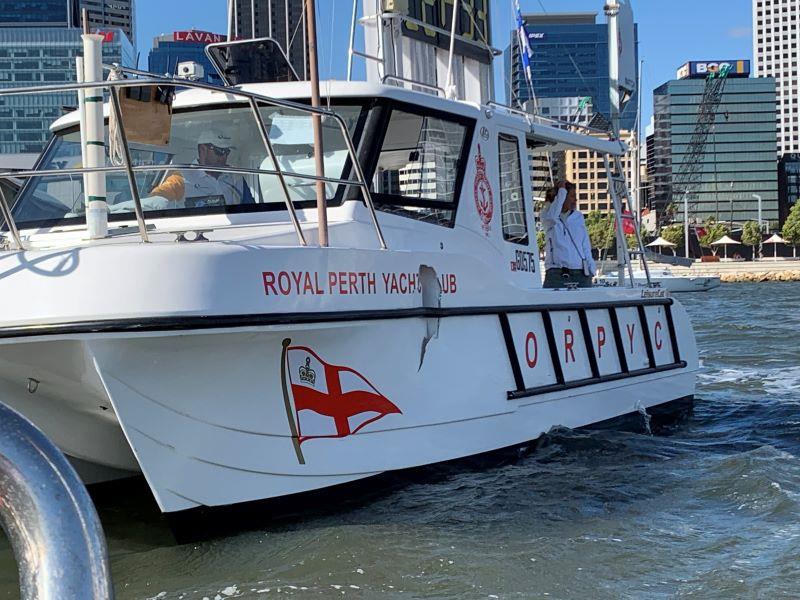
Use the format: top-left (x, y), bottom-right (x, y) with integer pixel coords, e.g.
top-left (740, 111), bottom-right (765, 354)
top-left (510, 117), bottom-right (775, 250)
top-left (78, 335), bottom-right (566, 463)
top-left (666, 64), bottom-right (732, 225)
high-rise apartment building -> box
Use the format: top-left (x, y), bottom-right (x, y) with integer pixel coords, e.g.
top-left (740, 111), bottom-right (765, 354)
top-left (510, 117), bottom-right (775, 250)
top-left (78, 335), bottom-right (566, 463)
top-left (81, 0), bottom-right (135, 49)
top-left (753, 0), bottom-right (799, 156)
top-left (505, 12), bottom-right (638, 131)
top-left (235, 0), bottom-right (306, 79)
top-left (562, 131), bottom-right (635, 215)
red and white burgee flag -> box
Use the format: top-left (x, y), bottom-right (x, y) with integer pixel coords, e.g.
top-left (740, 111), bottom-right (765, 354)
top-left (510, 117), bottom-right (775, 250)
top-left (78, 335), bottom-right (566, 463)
top-left (285, 345), bottom-right (401, 444)
top-left (621, 212), bottom-right (636, 235)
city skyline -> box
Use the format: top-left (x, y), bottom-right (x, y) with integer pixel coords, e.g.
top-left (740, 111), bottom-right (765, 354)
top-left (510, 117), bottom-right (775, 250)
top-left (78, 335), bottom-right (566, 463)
top-left (135, 0), bottom-right (754, 132)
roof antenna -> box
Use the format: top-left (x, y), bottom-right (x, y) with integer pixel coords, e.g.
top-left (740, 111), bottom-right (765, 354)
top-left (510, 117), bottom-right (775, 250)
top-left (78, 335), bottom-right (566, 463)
top-left (444, 0), bottom-right (461, 99)
top-left (305, 0), bottom-right (328, 247)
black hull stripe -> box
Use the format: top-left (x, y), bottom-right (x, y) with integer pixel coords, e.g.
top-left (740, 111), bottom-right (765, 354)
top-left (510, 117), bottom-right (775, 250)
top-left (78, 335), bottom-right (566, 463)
top-left (507, 362), bottom-right (689, 400)
top-left (0, 298), bottom-right (674, 341)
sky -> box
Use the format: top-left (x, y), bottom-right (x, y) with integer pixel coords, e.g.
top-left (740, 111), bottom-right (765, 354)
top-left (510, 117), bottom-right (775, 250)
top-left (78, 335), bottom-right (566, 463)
top-left (135, 0), bottom-right (754, 131)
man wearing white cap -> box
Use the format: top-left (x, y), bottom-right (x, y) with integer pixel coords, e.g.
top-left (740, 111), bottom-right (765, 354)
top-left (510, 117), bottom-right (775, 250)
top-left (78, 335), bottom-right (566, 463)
top-left (151, 130), bottom-right (252, 206)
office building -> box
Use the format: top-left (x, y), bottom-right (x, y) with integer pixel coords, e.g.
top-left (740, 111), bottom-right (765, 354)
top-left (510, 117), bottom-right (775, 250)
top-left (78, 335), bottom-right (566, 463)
top-left (650, 63), bottom-right (779, 224)
top-left (779, 153), bottom-right (800, 223)
top-left (235, 0), bottom-right (306, 78)
top-left (505, 12), bottom-right (638, 131)
top-left (81, 0), bottom-right (135, 49)
top-left (753, 0), bottom-right (799, 156)
top-left (562, 130), bottom-right (634, 215)
top-left (645, 131), bottom-right (657, 209)
top-left (149, 30), bottom-right (226, 85)
top-left (0, 0), bottom-right (81, 27)
top-left (0, 27), bottom-right (135, 156)
top-left (0, 0), bottom-right (135, 160)
top-left (2, 1), bottom-right (135, 44)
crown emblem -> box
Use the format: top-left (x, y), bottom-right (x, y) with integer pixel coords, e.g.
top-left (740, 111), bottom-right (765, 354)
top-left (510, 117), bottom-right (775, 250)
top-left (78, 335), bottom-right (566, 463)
top-left (473, 144), bottom-right (494, 235)
top-left (475, 144), bottom-right (487, 174)
top-left (298, 357), bottom-right (316, 386)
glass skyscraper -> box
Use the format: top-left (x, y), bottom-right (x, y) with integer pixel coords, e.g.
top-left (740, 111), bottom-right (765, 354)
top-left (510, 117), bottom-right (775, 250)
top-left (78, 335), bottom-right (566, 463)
top-left (651, 75), bottom-right (779, 224)
top-left (235, 0), bottom-right (306, 79)
top-left (0, 28), bottom-right (135, 156)
top-left (505, 12), bottom-right (639, 131)
top-left (0, 1), bottom-right (80, 27)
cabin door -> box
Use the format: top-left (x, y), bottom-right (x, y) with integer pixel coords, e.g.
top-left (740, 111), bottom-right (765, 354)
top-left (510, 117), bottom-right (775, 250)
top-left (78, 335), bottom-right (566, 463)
top-left (498, 133), bottom-right (539, 289)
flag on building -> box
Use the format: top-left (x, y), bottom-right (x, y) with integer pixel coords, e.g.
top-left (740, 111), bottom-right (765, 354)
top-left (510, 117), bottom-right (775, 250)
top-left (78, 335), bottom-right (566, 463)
top-left (284, 344), bottom-right (401, 445)
top-left (621, 212), bottom-right (636, 235)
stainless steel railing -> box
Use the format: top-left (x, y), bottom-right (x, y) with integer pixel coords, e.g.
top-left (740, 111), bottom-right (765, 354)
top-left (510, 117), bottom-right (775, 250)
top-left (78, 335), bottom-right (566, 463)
top-left (0, 69), bottom-right (388, 251)
top-left (0, 400), bottom-right (113, 599)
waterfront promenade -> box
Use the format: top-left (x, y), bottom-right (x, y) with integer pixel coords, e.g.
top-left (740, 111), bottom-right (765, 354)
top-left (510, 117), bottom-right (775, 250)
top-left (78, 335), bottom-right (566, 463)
top-left (669, 259), bottom-right (800, 282)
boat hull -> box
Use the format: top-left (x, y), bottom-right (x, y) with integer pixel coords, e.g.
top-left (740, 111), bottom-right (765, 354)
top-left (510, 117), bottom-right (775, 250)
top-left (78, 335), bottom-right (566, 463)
top-left (0, 297), bottom-right (697, 513)
top-left (598, 275), bottom-right (721, 293)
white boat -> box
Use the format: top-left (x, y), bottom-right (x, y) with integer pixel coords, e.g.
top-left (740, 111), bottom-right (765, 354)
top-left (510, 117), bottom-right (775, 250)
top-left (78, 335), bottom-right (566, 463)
top-left (0, 2), bottom-right (698, 514)
top-left (597, 268), bottom-right (721, 293)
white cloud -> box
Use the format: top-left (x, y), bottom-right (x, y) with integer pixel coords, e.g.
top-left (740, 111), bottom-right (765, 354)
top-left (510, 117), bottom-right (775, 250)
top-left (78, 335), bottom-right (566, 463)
top-left (728, 26), bottom-right (752, 39)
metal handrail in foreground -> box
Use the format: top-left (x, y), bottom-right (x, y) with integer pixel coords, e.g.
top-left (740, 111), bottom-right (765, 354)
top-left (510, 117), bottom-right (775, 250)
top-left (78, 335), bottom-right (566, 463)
top-left (0, 72), bottom-right (388, 250)
top-left (0, 400), bottom-right (113, 599)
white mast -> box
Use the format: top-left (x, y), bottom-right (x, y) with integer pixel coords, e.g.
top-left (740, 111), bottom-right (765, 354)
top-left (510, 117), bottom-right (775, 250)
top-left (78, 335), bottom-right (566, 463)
top-left (444, 0), bottom-right (461, 99)
top-left (80, 10), bottom-right (108, 239)
top-left (605, 0), bottom-right (621, 139)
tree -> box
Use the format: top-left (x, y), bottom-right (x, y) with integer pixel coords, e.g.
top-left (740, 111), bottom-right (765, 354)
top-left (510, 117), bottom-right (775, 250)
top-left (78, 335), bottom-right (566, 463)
top-left (783, 201), bottom-right (800, 259)
top-left (585, 211), bottom-right (616, 253)
top-left (626, 234), bottom-right (639, 251)
top-left (741, 221), bottom-right (762, 260)
top-left (698, 218), bottom-right (729, 255)
top-left (660, 224), bottom-right (684, 251)
top-left (536, 230), bottom-right (546, 258)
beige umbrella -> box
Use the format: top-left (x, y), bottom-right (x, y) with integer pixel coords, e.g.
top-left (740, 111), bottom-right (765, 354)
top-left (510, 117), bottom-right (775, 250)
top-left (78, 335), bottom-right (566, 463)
top-left (764, 233), bottom-right (787, 261)
top-left (711, 235), bottom-right (741, 260)
top-left (647, 236), bottom-right (678, 256)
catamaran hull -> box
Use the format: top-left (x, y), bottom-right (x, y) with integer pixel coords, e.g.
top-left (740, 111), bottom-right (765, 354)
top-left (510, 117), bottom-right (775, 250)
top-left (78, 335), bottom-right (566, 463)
top-left (0, 298), bottom-right (697, 513)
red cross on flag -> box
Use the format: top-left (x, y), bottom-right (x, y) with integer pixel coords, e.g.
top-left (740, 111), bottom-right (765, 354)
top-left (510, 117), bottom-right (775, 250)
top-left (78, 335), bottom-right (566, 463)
top-left (282, 342), bottom-right (401, 458)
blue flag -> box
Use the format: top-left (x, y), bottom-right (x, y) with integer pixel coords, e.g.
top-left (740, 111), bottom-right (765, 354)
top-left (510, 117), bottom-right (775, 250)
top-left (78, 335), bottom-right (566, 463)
top-left (514, 0), bottom-right (534, 95)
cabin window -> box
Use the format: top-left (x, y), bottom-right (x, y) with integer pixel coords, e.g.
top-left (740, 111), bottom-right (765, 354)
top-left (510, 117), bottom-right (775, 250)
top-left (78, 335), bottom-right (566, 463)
top-left (9, 101), bottom-right (368, 229)
top-left (498, 134), bottom-right (528, 245)
top-left (371, 105), bottom-right (471, 227)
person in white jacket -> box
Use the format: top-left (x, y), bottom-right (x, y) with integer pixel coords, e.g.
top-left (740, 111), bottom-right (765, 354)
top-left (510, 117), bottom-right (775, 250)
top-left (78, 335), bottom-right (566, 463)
top-left (540, 180), bottom-right (596, 288)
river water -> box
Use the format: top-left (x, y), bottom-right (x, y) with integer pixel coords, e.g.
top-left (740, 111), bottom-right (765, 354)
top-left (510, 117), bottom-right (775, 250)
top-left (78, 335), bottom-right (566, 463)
top-left (1, 282), bottom-right (799, 599)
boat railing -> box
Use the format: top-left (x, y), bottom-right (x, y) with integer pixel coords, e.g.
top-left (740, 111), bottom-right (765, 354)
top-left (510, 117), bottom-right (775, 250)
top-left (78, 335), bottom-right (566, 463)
top-left (0, 68), bottom-right (388, 251)
top-left (485, 102), bottom-right (612, 137)
top-left (0, 399), bottom-right (113, 599)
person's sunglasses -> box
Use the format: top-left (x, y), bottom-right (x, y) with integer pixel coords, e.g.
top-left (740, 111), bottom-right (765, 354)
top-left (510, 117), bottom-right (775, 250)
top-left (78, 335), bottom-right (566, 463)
top-left (205, 144), bottom-right (231, 157)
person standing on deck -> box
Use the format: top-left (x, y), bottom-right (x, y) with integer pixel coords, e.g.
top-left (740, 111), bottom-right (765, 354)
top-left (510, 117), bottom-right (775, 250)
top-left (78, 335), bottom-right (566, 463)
top-left (541, 180), bottom-right (596, 288)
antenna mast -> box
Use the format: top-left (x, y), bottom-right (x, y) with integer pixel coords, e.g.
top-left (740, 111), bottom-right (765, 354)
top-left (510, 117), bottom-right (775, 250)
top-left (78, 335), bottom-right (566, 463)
top-left (305, 0), bottom-right (328, 247)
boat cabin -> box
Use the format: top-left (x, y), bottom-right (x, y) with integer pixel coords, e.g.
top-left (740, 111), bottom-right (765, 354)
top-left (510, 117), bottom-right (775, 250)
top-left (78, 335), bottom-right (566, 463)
top-left (5, 81), bottom-right (626, 292)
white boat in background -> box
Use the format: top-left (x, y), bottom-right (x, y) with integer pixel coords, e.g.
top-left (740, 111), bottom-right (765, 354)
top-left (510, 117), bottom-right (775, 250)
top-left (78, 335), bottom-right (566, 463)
top-left (598, 268), bottom-right (721, 293)
top-left (0, 0), bottom-right (698, 514)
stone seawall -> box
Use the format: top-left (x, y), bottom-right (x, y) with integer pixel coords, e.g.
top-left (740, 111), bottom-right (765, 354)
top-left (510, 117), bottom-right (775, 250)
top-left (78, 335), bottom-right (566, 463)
top-left (666, 259), bottom-right (800, 284)
top-left (718, 270), bottom-right (800, 283)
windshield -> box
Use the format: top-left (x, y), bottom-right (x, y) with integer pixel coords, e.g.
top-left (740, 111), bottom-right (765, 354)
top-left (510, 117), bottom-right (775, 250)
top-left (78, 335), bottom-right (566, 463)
top-left (10, 102), bottom-right (366, 229)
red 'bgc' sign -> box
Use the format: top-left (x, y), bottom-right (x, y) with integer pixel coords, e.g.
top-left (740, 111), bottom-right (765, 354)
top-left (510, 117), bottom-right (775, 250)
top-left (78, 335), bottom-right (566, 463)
top-left (174, 30), bottom-right (226, 44)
